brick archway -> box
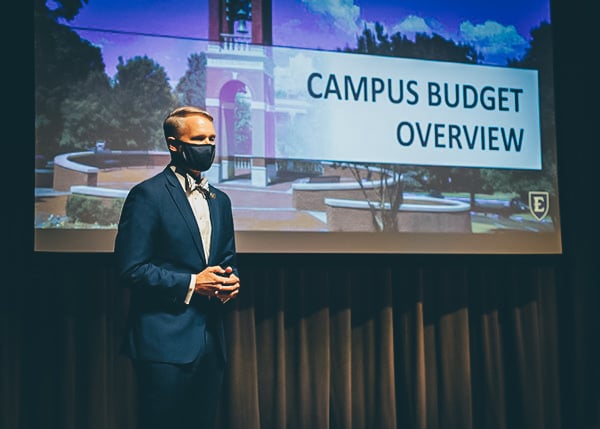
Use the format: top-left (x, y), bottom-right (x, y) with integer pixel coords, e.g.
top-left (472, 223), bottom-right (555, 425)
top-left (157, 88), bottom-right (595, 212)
top-left (204, 0), bottom-right (276, 187)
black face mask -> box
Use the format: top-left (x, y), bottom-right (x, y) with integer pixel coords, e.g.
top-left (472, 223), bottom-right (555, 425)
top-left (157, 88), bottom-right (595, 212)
top-left (172, 140), bottom-right (216, 172)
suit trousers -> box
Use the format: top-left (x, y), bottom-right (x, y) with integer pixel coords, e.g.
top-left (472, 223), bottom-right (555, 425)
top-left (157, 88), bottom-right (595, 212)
top-left (133, 329), bottom-right (225, 429)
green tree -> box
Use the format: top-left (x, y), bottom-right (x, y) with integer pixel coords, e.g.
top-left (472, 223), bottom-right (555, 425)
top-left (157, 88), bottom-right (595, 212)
top-left (110, 56), bottom-right (175, 150)
top-left (34, 0), bottom-right (89, 21)
top-left (175, 52), bottom-right (207, 107)
top-left (512, 23), bottom-right (557, 192)
top-left (59, 70), bottom-right (115, 151)
top-left (234, 91), bottom-right (252, 153)
top-left (35, 0), bottom-right (105, 160)
top-left (487, 23), bottom-right (558, 220)
top-left (346, 22), bottom-right (481, 64)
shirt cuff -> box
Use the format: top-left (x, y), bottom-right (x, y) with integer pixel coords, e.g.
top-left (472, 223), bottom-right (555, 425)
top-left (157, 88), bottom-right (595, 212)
top-left (184, 274), bottom-right (196, 305)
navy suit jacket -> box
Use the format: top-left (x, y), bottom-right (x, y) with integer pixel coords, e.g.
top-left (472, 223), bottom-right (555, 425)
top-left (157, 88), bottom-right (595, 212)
top-left (114, 166), bottom-right (238, 364)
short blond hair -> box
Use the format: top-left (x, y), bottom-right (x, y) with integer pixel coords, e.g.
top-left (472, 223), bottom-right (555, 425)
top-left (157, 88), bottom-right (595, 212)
top-left (163, 106), bottom-right (213, 143)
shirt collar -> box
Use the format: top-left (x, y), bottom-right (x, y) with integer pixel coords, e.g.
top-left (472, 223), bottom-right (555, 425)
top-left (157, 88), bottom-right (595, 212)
top-left (170, 165), bottom-right (210, 195)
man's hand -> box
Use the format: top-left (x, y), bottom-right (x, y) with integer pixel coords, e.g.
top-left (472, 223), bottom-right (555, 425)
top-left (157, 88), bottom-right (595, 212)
top-left (194, 266), bottom-right (240, 303)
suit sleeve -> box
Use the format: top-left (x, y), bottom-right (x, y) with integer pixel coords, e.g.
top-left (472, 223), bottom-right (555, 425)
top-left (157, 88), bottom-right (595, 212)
top-left (114, 183), bottom-right (191, 304)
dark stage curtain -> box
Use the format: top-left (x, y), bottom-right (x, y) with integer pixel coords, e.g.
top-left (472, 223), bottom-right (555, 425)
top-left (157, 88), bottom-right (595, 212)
top-left (2, 252), bottom-right (597, 429)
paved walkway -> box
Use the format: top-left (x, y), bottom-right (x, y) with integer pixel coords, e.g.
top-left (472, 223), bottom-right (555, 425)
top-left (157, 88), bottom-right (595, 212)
top-left (35, 166), bottom-right (328, 231)
top-left (34, 166), bottom-right (555, 233)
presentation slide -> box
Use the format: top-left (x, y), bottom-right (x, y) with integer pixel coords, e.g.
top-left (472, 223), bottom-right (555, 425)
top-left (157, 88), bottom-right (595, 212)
top-left (34, 0), bottom-right (561, 254)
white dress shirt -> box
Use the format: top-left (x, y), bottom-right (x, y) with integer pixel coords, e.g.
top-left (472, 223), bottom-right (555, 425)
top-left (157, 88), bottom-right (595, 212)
top-left (171, 166), bottom-right (211, 304)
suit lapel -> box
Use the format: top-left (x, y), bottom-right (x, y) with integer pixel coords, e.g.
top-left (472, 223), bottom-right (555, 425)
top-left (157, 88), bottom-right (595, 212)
top-left (163, 168), bottom-right (206, 264)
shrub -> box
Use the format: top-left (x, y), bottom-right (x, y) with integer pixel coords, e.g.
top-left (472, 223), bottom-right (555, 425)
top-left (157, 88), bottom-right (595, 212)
top-left (66, 194), bottom-right (125, 225)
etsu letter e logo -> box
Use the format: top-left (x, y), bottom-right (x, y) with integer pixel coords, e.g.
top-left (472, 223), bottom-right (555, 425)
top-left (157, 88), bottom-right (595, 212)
top-left (528, 191), bottom-right (549, 221)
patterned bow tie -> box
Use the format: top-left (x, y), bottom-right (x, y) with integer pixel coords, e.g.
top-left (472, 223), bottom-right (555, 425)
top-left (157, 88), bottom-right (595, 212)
top-left (173, 165), bottom-right (216, 199)
top-left (190, 176), bottom-right (215, 199)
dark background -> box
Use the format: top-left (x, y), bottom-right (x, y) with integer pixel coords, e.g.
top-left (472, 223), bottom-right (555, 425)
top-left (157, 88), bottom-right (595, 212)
top-left (2, 0), bottom-right (598, 427)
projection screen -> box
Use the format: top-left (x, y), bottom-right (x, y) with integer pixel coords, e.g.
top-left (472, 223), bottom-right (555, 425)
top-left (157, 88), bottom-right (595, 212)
top-left (34, 0), bottom-right (562, 254)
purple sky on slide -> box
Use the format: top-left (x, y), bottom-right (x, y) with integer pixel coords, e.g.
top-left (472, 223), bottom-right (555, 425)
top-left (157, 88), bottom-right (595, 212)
top-left (63, 0), bottom-right (552, 82)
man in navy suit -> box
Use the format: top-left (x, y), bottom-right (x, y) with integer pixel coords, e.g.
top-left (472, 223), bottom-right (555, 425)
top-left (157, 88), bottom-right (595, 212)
top-left (115, 106), bottom-right (241, 429)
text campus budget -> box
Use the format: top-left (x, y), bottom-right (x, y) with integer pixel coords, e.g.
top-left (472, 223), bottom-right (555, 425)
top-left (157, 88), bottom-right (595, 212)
top-left (307, 73), bottom-right (528, 153)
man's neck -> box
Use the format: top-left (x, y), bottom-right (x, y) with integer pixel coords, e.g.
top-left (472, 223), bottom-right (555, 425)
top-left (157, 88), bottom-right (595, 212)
top-left (172, 162), bottom-right (201, 180)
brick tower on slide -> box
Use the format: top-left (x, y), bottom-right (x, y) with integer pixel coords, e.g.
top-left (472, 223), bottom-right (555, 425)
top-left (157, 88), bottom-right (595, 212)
top-left (205, 0), bottom-right (277, 187)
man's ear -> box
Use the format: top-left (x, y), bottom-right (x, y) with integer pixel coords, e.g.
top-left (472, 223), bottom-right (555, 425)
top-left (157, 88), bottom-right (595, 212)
top-left (167, 137), bottom-right (178, 152)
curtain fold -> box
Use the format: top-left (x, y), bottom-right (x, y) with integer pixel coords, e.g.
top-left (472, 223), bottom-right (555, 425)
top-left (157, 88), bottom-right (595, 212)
top-left (2, 255), bottom-right (587, 429)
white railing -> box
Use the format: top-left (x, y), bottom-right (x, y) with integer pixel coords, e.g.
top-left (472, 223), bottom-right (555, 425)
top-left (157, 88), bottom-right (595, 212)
top-left (220, 33), bottom-right (252, 51)
top-left (233, 155), bottom-right (252, 169)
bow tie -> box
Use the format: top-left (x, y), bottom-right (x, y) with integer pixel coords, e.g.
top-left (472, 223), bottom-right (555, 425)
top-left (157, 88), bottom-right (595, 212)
top-left (172, 165), bottom-right (216, 199)
top-left (189, 176), bottom-right (215, 199)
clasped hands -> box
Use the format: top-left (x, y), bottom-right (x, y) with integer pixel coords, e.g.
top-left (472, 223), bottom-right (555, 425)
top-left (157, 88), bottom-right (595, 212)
top-left (194, 266), bottom-right (240, 304)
